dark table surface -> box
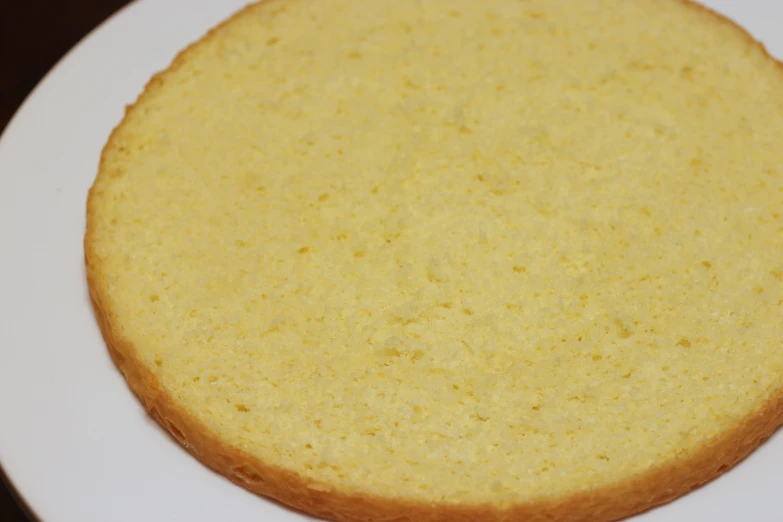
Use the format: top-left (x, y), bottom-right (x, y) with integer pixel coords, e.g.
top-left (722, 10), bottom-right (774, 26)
top-left (0, 2), bottom-right (133, 519)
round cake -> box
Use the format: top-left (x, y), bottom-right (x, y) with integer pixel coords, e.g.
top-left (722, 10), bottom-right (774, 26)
top-left (85, 1), bottom-right (783, 520)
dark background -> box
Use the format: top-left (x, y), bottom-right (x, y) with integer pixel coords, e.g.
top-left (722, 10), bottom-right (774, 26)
top-left (0, 2), bottom-right (133, 519)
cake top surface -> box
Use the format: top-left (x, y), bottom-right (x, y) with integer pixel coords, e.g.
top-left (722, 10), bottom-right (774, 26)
top-left (87, 0), bottom-right (783, 507)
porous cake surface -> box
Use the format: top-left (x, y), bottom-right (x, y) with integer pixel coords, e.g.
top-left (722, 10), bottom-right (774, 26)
top-left (86, 0), bottom-right (783, 520)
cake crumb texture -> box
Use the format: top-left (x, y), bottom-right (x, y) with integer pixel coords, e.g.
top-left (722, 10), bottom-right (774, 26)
top-left (86, 0), bottom-right (783, 520)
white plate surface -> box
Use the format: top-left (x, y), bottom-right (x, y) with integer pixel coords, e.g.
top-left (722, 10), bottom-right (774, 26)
top-left (1, 1), bottom-right (782, 521)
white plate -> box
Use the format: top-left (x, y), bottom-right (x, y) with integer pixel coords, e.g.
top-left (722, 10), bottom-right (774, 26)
top-left (1, 1), bottom-right (782, 521)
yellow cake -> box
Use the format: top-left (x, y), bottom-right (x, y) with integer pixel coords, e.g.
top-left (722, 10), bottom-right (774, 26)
top-left (85, 0), bottom-right (783, 520)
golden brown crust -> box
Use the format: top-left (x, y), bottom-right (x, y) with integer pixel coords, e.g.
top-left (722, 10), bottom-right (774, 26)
top-left (85, 1), bottom-right (783, 520)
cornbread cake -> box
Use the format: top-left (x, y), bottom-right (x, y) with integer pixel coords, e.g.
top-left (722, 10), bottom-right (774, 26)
top-left (85, 0), bottom-right (783, 520)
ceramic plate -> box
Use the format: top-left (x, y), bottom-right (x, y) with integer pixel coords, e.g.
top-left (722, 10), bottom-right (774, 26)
top-left (1, 1), bottom-right (782, 520)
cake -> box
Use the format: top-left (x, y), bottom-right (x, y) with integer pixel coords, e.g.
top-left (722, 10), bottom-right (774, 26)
top-left (85, 1), bottom-right (783, 520)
